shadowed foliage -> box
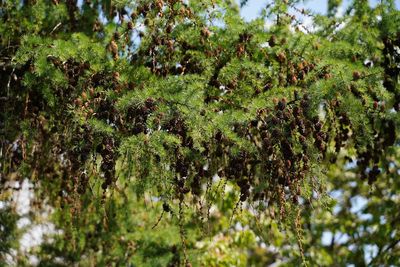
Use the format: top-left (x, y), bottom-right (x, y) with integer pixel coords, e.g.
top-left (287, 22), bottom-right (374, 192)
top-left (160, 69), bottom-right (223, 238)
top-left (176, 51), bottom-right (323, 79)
top-left (1, 0), bottom-right (399, 266)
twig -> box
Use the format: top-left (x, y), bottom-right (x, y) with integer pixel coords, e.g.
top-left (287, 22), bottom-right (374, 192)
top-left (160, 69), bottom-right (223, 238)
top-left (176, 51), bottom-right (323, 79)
top-left (152, 210), bottom-right (165, 229)
top-left (50, 22), bottom-right (62, 35)
top-left (6, 66), bottom-right (15, 97)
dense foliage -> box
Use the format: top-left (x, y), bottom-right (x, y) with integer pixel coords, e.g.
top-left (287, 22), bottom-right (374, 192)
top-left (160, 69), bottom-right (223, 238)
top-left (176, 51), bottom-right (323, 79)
top-left (1, 0), bottom-right (399, 266)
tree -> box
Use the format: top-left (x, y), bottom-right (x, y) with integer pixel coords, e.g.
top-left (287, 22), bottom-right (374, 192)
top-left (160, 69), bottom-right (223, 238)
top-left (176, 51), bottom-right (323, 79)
top-left (0, 0), bottom-right (399, 266)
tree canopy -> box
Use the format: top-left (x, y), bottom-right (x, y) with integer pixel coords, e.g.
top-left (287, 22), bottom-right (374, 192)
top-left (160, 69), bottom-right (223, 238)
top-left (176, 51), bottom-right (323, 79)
top-left (1, 0), bottom-right (399, 266)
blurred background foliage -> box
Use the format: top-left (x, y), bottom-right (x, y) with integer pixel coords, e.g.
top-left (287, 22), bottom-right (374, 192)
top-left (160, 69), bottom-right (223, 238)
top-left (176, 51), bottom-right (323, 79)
top-left (1, 0), bottom-right (399, 266)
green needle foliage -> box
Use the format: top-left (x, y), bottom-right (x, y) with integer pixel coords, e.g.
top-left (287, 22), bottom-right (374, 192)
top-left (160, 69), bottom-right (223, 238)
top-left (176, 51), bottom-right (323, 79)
top-left (0, 0), bottom-right (399, 266)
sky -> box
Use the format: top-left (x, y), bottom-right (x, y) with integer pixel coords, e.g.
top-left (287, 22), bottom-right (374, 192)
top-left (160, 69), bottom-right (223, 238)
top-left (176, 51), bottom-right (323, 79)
top-left (239, 0), bottom-right (400, 21)
top-left (4, 1), bottom-right (399, 265)
top-left (186, 0), bottom-right (397, 264)
top-left (237, 1), bottom-right (399, 264)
